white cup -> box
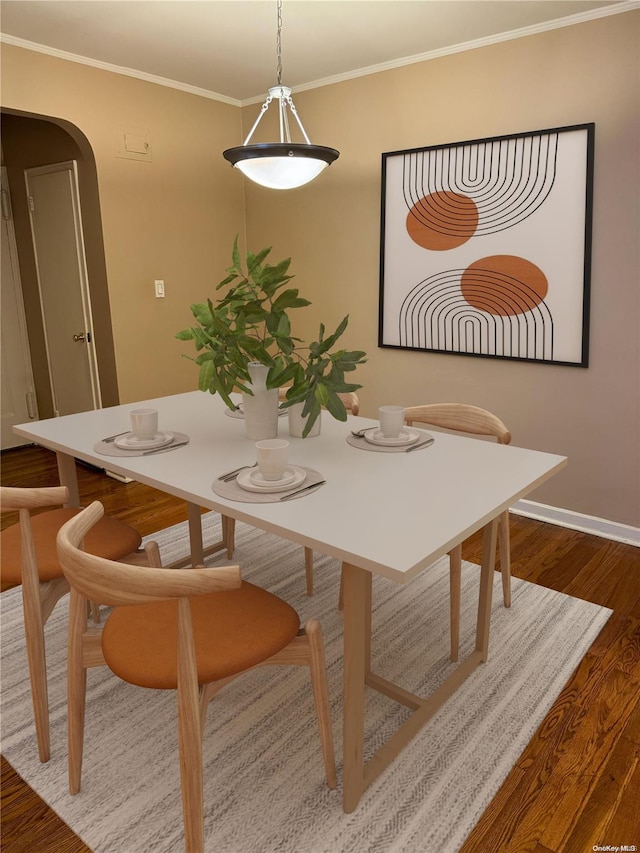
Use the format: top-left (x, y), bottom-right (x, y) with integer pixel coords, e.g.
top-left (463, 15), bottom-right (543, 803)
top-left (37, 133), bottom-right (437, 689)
top-left (255, 438), bottom-right (289, 481)
top-left (130, 408), bottom-right (159, 440)
top-left (379, 405), bottom-right (405, 438)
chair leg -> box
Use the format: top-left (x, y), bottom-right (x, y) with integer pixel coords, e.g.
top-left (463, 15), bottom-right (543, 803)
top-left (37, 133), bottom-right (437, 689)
top-left (177, 599), bottom-right (204, 853)
top-left (449, 546), bottom-right (462, 663)
top-left (304, 547), bottom-right (314, 596)
top-left (68, 590), bottom-right (88, 793)
top-left (199, 676), bottom-right (237, 738)
top-left (21, 582), bottom-right (50, 763)
top-left (498, 509), bottom-right (511, 608)
top-left (304, 619), bottom-right (337, 789)
top-left (223, 516), bottom-right (235, 559)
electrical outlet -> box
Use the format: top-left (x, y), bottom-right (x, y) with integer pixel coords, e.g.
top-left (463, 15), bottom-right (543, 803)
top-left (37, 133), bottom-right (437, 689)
top-left (154, 280), bottom-right (165, 298)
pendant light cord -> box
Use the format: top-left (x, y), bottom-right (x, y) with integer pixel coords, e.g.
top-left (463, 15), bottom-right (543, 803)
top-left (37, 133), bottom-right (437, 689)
top-left (225, 0), bottom-right (340, 182)
top-left (276, 0), bottom-right (283, 86)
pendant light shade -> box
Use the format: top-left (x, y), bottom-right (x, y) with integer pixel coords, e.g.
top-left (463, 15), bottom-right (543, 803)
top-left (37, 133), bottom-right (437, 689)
top-left (224, 142), bottom-right (339, 191)
top-left (222, 5), bottom-right (339, 190)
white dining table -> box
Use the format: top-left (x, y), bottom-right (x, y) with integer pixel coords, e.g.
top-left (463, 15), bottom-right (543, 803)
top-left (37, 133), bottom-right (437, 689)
top-left (14, 390), bottom-right (567, 812)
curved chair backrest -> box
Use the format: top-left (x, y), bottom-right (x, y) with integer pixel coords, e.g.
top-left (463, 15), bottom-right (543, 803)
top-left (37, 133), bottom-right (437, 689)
top-left (404, 403), bottom-right (511, 445)
top-left (1, 485), bottom-right (69, 513)
top-left (57, 501), bottom-right (242, 607)
top-left (278, 388), bottom-right (360, 416)
top-left (336, 392), bottom-right (360, 416)
top-left (1, 485), bottom-right (70, 590)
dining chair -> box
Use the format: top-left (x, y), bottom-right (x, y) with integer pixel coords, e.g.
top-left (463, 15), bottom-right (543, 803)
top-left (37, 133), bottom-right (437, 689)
top-left (0, 485), bottom-right (153, 763)
top-left (56, 501), bottom-right (336, 853)
top-left (403, 403), bottom-right (512, 661)
top-left (224, 390), bottom-right (360, 597)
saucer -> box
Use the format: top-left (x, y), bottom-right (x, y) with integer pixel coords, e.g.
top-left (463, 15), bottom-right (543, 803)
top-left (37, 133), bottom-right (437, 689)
top-left (114, 431), bottom-right (174, 450)
top-left (363, 428), bottom-right (420, 447)
top-left (249, 467), bottom-right (297, 488)
top-left (237, 465), bottom-right (306, 493)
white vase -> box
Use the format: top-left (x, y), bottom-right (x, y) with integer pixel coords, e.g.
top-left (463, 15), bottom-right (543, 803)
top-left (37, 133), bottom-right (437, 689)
top-left (288, 402), bottom-right (321, 438)
top-left (242, 362), bottom-right (279, 440)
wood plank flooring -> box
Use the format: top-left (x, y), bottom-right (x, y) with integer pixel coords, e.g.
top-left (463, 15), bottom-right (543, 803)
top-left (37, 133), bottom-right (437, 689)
top-left (2, 444), bottom-right (639, 852)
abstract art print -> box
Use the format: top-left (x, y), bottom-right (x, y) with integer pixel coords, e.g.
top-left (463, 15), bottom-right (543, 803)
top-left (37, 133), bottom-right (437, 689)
top-left (379, 124), bottom-right (594, 366)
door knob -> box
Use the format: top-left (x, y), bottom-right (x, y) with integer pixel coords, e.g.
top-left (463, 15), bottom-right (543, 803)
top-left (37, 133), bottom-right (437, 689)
top-left (73, 332), bottom-right (86, 342)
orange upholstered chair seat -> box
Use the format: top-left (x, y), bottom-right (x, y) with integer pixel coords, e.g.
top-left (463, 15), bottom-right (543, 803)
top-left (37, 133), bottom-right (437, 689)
top-left (58, 501), bottom-right (336, 851)
top-left (102, 581), bottom-right (301, 689)
top-left (1, 508), bottom-right (142, 587)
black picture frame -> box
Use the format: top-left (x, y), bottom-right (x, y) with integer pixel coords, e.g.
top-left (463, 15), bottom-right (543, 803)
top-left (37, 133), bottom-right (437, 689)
top-left (379, 123), bottom-right (594, 367)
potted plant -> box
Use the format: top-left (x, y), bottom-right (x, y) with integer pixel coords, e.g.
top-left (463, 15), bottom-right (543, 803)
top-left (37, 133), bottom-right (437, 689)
top-left (278, 315), bottom-right (366, 437)
top-left (176, 238), bottom-right (366, 438)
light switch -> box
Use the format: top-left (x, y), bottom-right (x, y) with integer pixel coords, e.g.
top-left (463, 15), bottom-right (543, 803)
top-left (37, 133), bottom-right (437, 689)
top-left (154, 280), bottom-right (165, 298)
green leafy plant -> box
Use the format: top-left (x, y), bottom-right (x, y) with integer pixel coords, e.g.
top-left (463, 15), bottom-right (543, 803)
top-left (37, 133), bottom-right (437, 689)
top-left (176, 238), bottom-right (366, 435)
top-left (279, 315), bottom-right (366, 436)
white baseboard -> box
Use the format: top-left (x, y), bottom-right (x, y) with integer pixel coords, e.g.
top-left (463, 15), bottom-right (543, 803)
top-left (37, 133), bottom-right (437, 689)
top-left (512, 500), bottom-right (640, 547)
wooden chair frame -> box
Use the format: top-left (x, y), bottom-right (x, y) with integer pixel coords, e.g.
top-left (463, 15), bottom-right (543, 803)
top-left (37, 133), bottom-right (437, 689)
top-left (404, 404), bottom-right (512, 661)
top-left (1, 486), bottom-right (71, 763)
top-left (0, 485), bottom-right (152, 763)
top-left (57, 501), bottom-right (336, 853)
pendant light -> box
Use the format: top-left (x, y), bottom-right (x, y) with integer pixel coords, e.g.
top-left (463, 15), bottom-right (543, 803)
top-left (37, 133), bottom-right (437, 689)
top-left (223, 0), bottom-right (339, 190)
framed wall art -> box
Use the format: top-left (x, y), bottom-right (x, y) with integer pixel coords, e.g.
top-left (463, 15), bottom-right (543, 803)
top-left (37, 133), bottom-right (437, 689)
top-left (379, 123), bottom-right (594, 366)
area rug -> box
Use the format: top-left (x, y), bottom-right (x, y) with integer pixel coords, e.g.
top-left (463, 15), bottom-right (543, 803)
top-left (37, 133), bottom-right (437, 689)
top-left (1, 513), bottom-right (612, 853)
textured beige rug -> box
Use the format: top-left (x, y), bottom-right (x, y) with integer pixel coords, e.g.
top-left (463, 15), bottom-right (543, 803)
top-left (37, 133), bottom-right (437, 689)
top-left (1, 513), bottom-right (611, 852)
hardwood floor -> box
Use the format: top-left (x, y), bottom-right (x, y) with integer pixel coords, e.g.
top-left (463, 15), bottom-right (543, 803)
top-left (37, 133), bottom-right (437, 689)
top-left (2, 445), bottom-right (639, 852)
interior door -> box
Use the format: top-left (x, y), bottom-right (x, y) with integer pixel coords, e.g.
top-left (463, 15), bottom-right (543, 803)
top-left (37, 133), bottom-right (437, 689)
top-left (25, 161), bottom-right (101, 416)
top-left (1, 166), bottom-right (38, 448)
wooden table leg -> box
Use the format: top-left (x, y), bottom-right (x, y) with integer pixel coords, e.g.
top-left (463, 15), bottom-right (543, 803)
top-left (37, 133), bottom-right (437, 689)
top-left (342, 561), bottom-right (372, 813)
top-left (56, 452), bottom-right (79, 507)
top-left (476, 517), bottom-right (498, 662)
top-left (187, 502), bottom-right (204, 567)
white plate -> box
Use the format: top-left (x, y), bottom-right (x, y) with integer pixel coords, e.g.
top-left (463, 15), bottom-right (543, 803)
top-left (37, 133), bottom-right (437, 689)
top-left (363, 427), bottom-right (420, 447)
top-left (237, 465), bottom-right (306, 493)
top-left (114, 430), bottom-right (174, 450)
top-left (249, 467), bottom-right (297, 488)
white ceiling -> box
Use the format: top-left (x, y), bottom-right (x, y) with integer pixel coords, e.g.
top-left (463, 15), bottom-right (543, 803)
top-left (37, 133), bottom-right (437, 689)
top-left (0, 0), bottom-right (630, 103)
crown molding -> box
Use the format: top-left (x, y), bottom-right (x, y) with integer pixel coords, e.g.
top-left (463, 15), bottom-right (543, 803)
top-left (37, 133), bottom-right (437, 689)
top-left (0, 34), bottom-right (241, 107)
top-left (2, 1), bottom-right (637, 107)
top-left (242, 0), bottom-right (640, 104)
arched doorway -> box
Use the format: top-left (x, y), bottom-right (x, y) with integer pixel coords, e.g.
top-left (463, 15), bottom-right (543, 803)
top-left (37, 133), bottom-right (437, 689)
top-left (1, 110), bottom-right (119, 440)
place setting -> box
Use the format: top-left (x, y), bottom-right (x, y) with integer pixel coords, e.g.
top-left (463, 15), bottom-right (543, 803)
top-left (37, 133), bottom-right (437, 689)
top-left (94, 408), bottom-right (189, 457)
top-left (347, 406), bottom-right (435, 453)
top-left (212, 439), bottom-right (325, 503)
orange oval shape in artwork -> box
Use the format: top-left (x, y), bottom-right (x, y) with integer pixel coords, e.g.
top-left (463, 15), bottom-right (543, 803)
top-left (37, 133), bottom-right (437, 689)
top-left (461, 256), bottom-right (548, 316)
top-left (406, 191), bottom-right (479, 251)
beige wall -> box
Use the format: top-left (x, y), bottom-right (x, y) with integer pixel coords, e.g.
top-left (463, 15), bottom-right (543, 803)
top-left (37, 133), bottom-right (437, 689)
top-left (243, 12), bottom-right (640, 527)
top-left (0, 43), bottom-right (246, 402)
top-left (1, 11), bottom-right (638, 526)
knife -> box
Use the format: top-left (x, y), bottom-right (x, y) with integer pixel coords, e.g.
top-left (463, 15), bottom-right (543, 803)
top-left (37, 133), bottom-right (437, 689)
top-left (142, 440), bottom-right (189, 455)
top-left (102, 431), bottom-right (128, 443)
top-left (404, 437), bottom-right (435, 452)
top-left (279, 480), bottom-right (326, 501)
